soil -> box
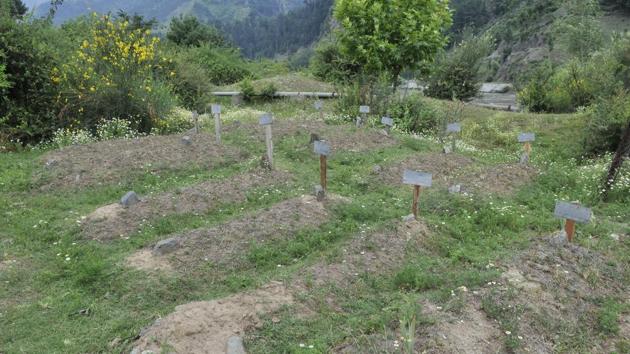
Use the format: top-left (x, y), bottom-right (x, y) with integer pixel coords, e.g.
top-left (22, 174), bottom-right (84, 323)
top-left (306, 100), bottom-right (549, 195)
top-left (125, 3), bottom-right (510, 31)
top-left (376, 153), bottom-right (538, 195)
top-left (36, 133), bottom-right (246, 190)
top-left (224, 119), bottom-right (397, 153)
top-left (82, 169), bottom-right (292, 241)
top-left (126, 195), bottom-right (338, 274)
top-left (131, 281), bottom-right (293, 354)
top-left (296, 220), bottom-right (431, 289)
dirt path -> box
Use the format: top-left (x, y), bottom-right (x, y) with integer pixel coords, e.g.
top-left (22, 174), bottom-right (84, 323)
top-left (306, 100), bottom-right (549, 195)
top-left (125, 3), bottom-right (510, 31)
top-left (36, 133), bottom-right (246, 189)
top-left (82, 169), bottom-right (292, 241)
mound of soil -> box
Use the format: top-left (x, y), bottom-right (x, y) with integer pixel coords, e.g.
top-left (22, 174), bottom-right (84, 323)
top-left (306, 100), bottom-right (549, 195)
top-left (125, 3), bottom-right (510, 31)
top-left (127, 195), bottom-right (339, 274)
top-left (376, 153), bottom-right (537, 195)
top-left (131, 281), bottom-right (293, 354)
top-left (376, 153), bottom-right (475, 186)
top-left (225, 120), bottom-right (397, 153)
top-left (82, 169), bottom-right (292, 241)
top-left (493, 235), bottom-right (629, 353)
top-left (297, 220), bottom-right (431, 289)
top-left (36, 134), bottom-right (246, 189)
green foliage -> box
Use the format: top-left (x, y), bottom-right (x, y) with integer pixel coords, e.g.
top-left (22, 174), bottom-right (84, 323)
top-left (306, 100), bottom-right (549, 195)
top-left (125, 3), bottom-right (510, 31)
top-left (388, 95), bottom-right (444, 134)
top-left (48, 128), bottom-right (96, 148)
top-left (334, 0), bottom-right (452, 86)
top-left (597, 299), bottom-right (628, 335)
top-left (95, 117), bottom-right (140, 140)
top-left (167, 15), bottom-right (228, 48)
top-left (310, 38), bottom-right (361, 84)
top-left (239, 78), bottom-right (256, 102)
top-left (393, 265), bottom-right (443, 290)
top-left (583, 90), bottom-right (630, 156)
top-left (0, 16), bottom-right (61, 145)
top-left (553, 0), bottom-right (604, 59)
top-left (0, 0), bottom-right (27, 19)
top-left (425, 34), bottom-right (495, 101)
top-left (259, 82), bottom-right (278, 100)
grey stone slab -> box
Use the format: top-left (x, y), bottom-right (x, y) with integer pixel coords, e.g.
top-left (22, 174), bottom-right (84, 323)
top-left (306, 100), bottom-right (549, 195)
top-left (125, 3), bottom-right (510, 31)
top-left (402, 170), bottom-right (433, 187)
top-left (120, 191), bottom-right (140, 208)
top-left (314, 140), bottom-right (331, 156)
top-left (226, 336), bottom-right (246, 354)
top-left (259, 113), bottom-right (273, 126)
top-left (518, 133), bottom-right (535, 143)
top-left (314, 100), bottom-right (323, 110)
top-left (181, 136), bottom-right (192, 145)
top-left (359, 105), bottom-right (370, 114)
top-left (152, 237), bottom-right (180, 256)
top-left (211, 104), bottom-right (221, 114)
top-left (554, 201), bottom-right (592, 223)
top-left (381, 116), bottom-right (394, 127)
top-left (447, 123), bottom-right (461, 133)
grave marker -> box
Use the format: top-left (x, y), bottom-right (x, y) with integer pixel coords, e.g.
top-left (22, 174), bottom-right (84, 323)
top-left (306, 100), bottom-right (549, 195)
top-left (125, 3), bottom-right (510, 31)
top-left (402, 170), bottom-right (433, 219)
top-left (314, 100), bottom-right (324, 120)
top-left (446, 122), bottom-right (462, 134)
top-left (381, 116), bottom-right (394, 134)
top-left (518, 133), bottom-right (535, 164)
top-left (445, 122), bottom-right (462, 153)
top-left (259, 113), bottom-right (274, 169)
top-left (554, 201), bottom-right (592, 242)
top-left (357, 105), bottom-right (370, 127)
top-left (314, 140), bottom-right (331, 192)
top-left (211, 104), bottom-right (222, 144)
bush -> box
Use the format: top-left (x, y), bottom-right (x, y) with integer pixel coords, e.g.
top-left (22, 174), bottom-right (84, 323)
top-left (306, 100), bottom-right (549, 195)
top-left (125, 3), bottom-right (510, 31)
top-left (583, 90), bottom-right (630, 156)
top-left (54, 14), bottom-right (176, 134)
top-left (166, 15), bottom-right (227, 48)
top-left (0, 17), bottom-right (61, 145)
top-left (153, 107), bottom-right (194, 135)
top-left (95, 118), bottom-right (139, 140)
top-left (49, 128), bottom-right (96, 148)
top-left (310, 38), bottom-right (361, 84)
top-left (239, 79), bottom-right (256, 102)
top-left (388, 95), bottom-right (444, 134)
top-left (425, 34), bottom-right (494, 101)
top-left (259, 82), bottom-right (277, 101)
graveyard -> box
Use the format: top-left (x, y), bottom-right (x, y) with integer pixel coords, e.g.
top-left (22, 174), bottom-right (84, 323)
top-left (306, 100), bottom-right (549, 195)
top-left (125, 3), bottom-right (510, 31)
top-left (1, 96), bottom-right (628, 353)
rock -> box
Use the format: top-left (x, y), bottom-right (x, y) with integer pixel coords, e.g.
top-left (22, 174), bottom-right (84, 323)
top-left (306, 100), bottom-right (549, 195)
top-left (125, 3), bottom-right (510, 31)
top-left (519, 152), bottom-right (529, 165)
top-left (152, 237), bottom-right (180, 256)
top-left (402, 214), bottom-right (416, 222)
top-left (260, 154), bottom-right (272, 170)
top-left (379, 129), bottom-right (389, 136)
top-left (181, 136), bottom-right (192, 145)
top-left (120, 191), bottom-right (140, 208)
top-left (355, 116), bottom-right (363, 127)
top-left (75, 174), bottom-right (81, 183)
top-left (443, 145), bottom-right (452, 154)
top-left (45, 159), bottom-right (58, 169)
top-left (226, 336), bottom-right (246, 354)
top-left (549, 231), bottom-right (568, 247)
top-left (480, 83), bottom-right (512, 93)
top-left (314, 185), bottom-right (326, 202)
top-left (372, 165), bottom-right (383, 174)
top-left (448, 184), bottom-right (462, 194)
top-left (457, 286), bottom-right (468, 293)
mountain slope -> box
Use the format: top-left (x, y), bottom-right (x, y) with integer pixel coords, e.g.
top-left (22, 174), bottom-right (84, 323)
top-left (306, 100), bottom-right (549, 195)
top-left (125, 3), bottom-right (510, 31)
top-left (34, 0), bottom-right (305, 24)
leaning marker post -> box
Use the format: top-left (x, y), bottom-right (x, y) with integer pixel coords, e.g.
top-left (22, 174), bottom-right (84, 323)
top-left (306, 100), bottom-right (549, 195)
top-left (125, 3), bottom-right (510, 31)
top-left (554, 201), bottom-right (592, 242)
top-left (314, 140), bottom-right (331, 191)
top-left (260, 113), bottom-right (274, 169)
top-left (446, 122), bottom-right (462, 152)
top-left (381, 116), bottom-right (394, 135)
top-left (314, 100), bottom-right (324, 120)
top-left (358, 105), bottom-right (370, 127)
top-left (192, 111), bottom-right (200, 134)
top-left (211, 104), bottom-right (222, 144)
top-left (402, 170), bottom-right (433, 219)
top-left (518, 133), bottom-right (535, 164)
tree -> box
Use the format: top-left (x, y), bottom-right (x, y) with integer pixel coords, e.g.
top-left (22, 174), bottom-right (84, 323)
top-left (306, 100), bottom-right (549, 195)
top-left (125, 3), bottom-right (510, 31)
top-left (167, 16), bottom-right (227, 48)
top-left (333, 0), bottom-right (452, 89)
top-left (553, 0), bottom-right (604, 59)
top-left (0, 0), bottom-right (27, 19)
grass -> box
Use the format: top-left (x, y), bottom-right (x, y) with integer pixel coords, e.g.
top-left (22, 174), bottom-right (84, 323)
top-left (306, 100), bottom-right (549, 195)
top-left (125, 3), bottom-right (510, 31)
top-left (1, 96), bottom-right (629, 353)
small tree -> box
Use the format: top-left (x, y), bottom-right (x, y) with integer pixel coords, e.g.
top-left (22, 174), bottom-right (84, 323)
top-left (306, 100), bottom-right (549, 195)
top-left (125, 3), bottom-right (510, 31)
top-left (334, 0), bottom-right (452, 90)
top-left (167, 15), bottom-right (228, 48)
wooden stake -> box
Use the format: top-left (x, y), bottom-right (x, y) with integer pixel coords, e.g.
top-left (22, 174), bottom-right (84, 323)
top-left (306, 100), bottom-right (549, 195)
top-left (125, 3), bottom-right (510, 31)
top-left (214, 112), bottom-right (222, 144)
top-left (320, 155), bottom-right (327, 191)
top-left (412, 185), bottom-right (421, 219)
top-left (565, 219), bottom-right (576, 242)
top-left (193, 112), bottom-right (199, 134)
top-left (265, 124), bottom-right (274, 169)
top-left (524, 142), bottom-right (532, 155)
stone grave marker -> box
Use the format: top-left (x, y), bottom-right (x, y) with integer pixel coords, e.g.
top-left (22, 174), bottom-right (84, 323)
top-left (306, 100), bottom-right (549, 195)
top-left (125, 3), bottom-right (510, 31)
top-left (554, 201), bottom-right (592, 242)
top-left (192, 111), bottom-right (200, 134)
top-left (314, 140), bottom-right (331, 195)
top-left (211, 104), bottom-right (222, 144)
top-left (357, 105), bottom-right (370, 127)
top-left (518, 133), bottom-right (535, 164)
top-left (259, 113), bottom-right (274, 169)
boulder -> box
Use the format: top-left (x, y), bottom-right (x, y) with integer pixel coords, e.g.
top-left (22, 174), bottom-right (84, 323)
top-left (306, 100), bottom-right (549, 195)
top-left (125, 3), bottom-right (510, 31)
top-left (120, 191), bottom-right (140, 208)
top-left (152, 237), bottom-right (180, 256)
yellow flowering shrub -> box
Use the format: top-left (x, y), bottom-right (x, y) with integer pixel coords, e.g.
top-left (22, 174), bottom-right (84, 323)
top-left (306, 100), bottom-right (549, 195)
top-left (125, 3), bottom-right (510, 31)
top-left (54, 14), bottom-right (175, 133)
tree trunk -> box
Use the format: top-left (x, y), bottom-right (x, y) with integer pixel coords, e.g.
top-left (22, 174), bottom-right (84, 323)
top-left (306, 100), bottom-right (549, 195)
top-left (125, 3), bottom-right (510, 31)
top-left (602, 119), bottom-right (630, 200)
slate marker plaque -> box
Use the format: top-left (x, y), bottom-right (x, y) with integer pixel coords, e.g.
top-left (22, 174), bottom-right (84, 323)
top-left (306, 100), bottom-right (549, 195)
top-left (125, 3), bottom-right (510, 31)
top-left (259, 113), bottom-right (273, 126)
top-left (381, 116), bottom-right (394, 127)
top-left (359, 105), bottom-right (370, 114)
top-left (447, 123), bottom-right (462, 133)
top-left (314, 140), bottom-right (331, 156)
top-left (211, 104), bottom-right (221, 114)
top-left (518, 133), bottom-right (536, 143)
top-left (402, 170), bottom-right (433, 187)
top-left (554, 201), bottom-right (592, 223)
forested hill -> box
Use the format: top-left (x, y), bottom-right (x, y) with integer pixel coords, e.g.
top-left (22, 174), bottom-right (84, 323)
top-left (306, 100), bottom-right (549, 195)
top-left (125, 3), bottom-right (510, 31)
top-left (33, 0), bottom-right (305, 24)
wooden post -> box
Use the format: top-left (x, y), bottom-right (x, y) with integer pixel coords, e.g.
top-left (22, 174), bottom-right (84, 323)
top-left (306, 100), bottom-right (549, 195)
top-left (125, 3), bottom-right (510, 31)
top-left (320, 155), bottom-right (327, 191)
top-left (193, 111), bottom-right (199, 134)
top-left (214, 112), bottom-right (222, 144)
top-left (265, 125), bottom-right (273, 168)
top-left (412, 185), bottom-right (421, 219)
top-left (565, 219), bottom-right (576, 242)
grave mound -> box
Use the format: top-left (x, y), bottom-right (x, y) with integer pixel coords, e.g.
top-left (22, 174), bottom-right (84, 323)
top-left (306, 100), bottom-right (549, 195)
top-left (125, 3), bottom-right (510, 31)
top-left (82, 169), bottom-right (292, 241)
top-left (36, 133), bottom-right (246, 189)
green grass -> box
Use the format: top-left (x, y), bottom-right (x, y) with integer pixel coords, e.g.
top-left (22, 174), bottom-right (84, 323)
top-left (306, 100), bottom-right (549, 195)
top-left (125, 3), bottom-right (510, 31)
top-left (1, 98), bottom-right (629, 353)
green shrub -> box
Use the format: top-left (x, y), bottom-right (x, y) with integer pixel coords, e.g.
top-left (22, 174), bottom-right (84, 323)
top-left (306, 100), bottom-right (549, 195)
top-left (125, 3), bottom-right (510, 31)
top-left (425, 34), bottom-right (494, 101)
top-left (259, 82), bottom-right (277, 101)
top-left (95, 118), bottom-right (139, 140)
top-left (310, 38), bottom-right (361, 84)
top-left (239, 78), bottom-right (256, 102)
top-left (166, 15), bottom-right (227, 48)
top-left (393, 265), bottom-right (443, 291)
top-left (583, 90), bottom-right (630, 156)
top-left (388, 94), bottom-right (443, 134)
top-left (154, 107), bottom-right (194, 134)
top-left (48, 128), bottom-right (96, 148)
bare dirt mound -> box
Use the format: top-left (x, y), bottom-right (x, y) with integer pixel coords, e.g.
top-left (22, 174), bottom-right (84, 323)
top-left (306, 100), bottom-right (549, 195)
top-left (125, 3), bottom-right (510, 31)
top-left (376, 153), bottom-right (537, 195)
top-left (127, 195), bottom-right (338, 274)
top-left (297, 220), bottom-right (430, 289)
top-left (82, 169), bottom-right (292, 241)
top-left (225, 120), bottom-right (397, 153)
top-left (416, 300), bottom-right (503, 354)
top-left (377, 153), bottom-right (475, 186)
top-left (131, 281), bottom-right (292, 354)
top-left (493, 235), bottom-right (629, 353)
top-left (36, 133), bottom-right (246, 189)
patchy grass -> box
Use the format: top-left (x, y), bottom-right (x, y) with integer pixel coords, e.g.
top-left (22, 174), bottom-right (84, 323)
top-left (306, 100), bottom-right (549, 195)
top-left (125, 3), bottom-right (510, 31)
top-left (1, 97), bottom-right (629, 353)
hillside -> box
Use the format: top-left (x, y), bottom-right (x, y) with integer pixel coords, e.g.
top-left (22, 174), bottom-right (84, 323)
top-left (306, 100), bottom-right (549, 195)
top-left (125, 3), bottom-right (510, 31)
top-left (34, 0), bottom-right (305, 24)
